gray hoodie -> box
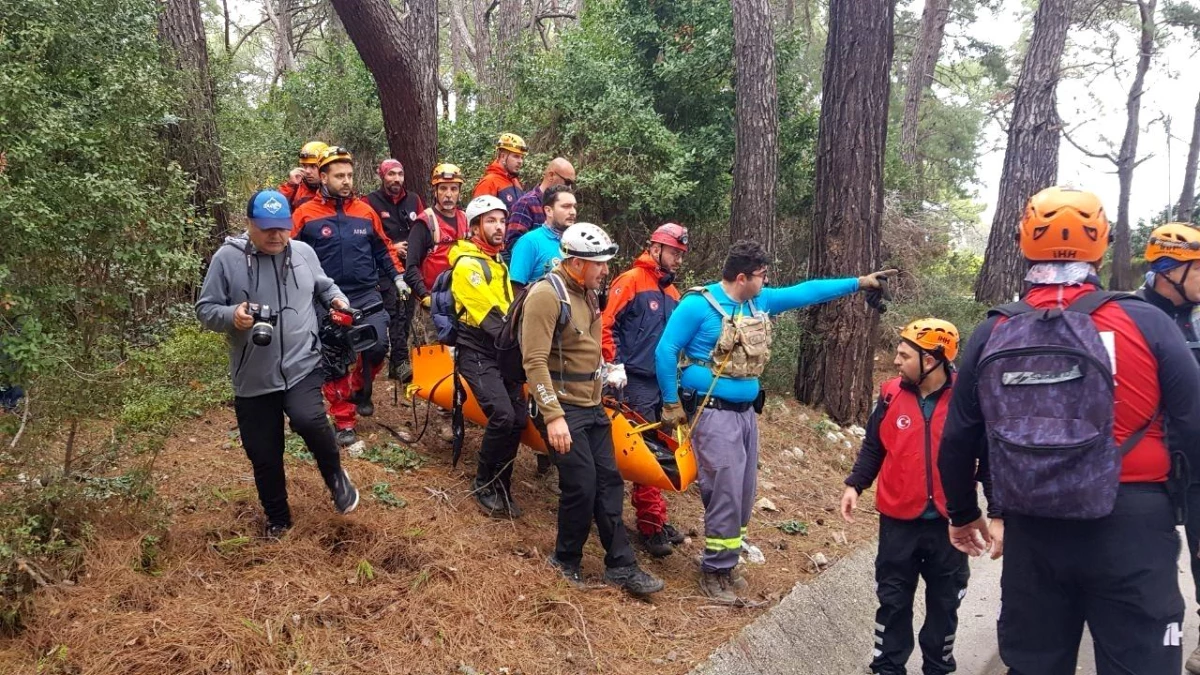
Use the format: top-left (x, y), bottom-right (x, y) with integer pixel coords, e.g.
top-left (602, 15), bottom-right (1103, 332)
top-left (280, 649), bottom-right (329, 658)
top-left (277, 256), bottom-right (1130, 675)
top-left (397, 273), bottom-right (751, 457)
top-left (196, 233), bottom-right (348, 397)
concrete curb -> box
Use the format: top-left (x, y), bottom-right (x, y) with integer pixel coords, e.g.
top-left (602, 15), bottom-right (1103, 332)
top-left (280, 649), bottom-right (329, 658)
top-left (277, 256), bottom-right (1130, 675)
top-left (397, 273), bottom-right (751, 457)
top-left (690, 540), bottom-right (1005, 675)
top-left (692, 528), bottom-right (1199, 675)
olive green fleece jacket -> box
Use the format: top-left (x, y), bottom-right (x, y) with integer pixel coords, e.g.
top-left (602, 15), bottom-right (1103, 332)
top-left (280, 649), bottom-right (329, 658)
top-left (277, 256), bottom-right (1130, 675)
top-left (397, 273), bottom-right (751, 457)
top-left (520, 266), bottom-right (604, 422)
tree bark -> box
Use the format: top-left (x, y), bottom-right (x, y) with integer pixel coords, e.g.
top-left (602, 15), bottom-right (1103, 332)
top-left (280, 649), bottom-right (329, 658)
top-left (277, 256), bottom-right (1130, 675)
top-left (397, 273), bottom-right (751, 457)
top-left (329, 0), bottom-right (438, 203)
top-left (265, 0), bottom-right (297, 80)
top-left (158, 0), bottom-right (231, 254)
top-left (1177, 89), bottom-right (1200, 223)
top-left (1109, 0), bottom-right (1156, 290)
top-left (899, 0), bottom-right (950, 174)
top-left (973, 0), bottom-right (1076, 305)
top-left (794, 0), bottom-right (895, 425)
top-left (730, 0), bottom-right (780, 257)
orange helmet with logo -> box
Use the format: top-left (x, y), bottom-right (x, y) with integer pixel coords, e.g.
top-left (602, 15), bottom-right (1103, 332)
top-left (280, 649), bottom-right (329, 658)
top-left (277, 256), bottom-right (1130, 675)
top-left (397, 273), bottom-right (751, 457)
top-left (1145, 222), bottom-right (1200, 263)
top-left (431, 163), bottom-right (464, 186)
top-left (496, 133), bottom-right (528, 156)
top-left (899, 318), bottom-right (959, 362)
top-left (1018, 186), bottom-right (1110, 263)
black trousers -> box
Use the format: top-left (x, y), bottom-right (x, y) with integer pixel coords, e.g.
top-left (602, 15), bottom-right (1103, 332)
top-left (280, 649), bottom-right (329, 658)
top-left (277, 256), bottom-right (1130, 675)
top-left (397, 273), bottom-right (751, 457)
top-left (871, 515), bottom-right (969, 675)
top-left (624, 373), bottom-right (661, 422)
top-left (379, 281), bottom-right (415, 367)
top-left (544, 404), bottom-right (635, 569)
top-left (998, 484), bottom-right (1184, 675)
top-left (457, 346), bottom-right (527, 492)
top-left (233, 369), bottom-right (343, 527)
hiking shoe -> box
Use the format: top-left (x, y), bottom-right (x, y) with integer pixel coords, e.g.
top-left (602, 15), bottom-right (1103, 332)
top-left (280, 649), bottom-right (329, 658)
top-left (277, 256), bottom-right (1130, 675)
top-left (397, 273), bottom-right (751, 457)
top-left (355, 398), bottom-right (375, 417)
top-left (330, 468), bottom-right (359, 514)
top-left (473, 480), bottom-right (506, 517)
top-left (548, 556), bottom-right (587, 589)
top-left (699, 569), bottom-right (741, 605)
top-left (264, 521), bottom-right (292, 539)
top-left (663, 523), bottom-right (686, 545)
top-left (535, 452), bottom-right (554, 477)
top-left (335, 428), bottom-right (358, 447)
top-left (604, 564), bottom-right (664, 596)
top-left (388, 361), bottom-right (413, 382)
top-left (640, 529), bottom-right (674, 558)
top-left (1187, 643), bottom-right (1200, 674)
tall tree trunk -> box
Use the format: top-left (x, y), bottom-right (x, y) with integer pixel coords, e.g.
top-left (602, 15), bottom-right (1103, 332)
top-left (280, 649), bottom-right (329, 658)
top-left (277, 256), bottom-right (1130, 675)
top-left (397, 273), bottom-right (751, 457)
top-left (265, 0), bottom-right (297, 80)
top-left (1110, 0), bottom-right (1156, 290)
top-left (472, 0), bottom-right (496, 97)
top-left (158, 0), bottom-right (231, 253)
top-left (1177, 89), bottom-right (1200, 223)
top-left (899, 0), bottom-right (950, 177)
top-left (730, 0), bottom-right (780, 256)
top-left (329, 0), bottom-right (438, 203)
top-left (794, 0), bottom-right (895, 425)
top-left (973, 0), bottom-right (1076, 305)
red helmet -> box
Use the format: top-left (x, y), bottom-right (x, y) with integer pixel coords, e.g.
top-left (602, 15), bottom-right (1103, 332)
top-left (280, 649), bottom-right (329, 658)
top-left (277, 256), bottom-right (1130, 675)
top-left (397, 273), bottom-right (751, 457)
top-left (650, 223), bottom-right (689, 252)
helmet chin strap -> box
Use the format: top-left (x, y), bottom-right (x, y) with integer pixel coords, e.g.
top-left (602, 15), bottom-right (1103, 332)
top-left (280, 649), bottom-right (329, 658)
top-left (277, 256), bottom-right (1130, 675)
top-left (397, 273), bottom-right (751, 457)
top-left (1165, 261), bottom-right (1199, 305)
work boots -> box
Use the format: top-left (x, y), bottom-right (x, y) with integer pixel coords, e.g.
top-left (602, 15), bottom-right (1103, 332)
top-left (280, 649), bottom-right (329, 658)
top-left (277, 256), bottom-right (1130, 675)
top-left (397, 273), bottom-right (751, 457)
top-left (699, 569), bottom-right (742, 605)
top-left (473, 477), bottom-right (507, 517)
top-left (604, 564), bottom-right (665, 596)
top-left (662, 523), bottom-right (686, 545)
top-left (335, 428), bottom-right (358, 447)
top-left (329, 468), bottom-right (360, 515)
top-left (640, 529), bottom-right (674, 558)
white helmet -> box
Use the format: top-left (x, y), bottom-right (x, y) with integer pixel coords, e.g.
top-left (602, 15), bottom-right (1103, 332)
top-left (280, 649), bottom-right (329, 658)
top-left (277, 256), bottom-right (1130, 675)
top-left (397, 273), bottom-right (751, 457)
top-left (561, 223), bottom-right (618, 262)
top-left (465, 195), bottom-right (508, 225)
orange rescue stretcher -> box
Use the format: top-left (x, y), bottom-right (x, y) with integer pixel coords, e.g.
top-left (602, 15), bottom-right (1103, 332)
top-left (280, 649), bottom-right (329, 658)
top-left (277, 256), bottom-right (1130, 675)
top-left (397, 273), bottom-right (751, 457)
top-left (406, 344), bottom-right (697, 492)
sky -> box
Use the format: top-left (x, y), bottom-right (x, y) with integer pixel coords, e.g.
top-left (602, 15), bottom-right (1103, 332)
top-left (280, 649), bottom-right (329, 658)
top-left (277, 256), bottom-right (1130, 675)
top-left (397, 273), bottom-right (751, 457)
top-left (962, 0), bottom-right (1200, 230)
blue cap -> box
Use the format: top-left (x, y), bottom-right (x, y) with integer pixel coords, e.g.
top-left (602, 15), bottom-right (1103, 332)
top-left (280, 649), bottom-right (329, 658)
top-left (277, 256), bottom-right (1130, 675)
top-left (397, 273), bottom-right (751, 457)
top-left (1151, 257), bottom-right (1187, 274)
top-left (246, 190), bottom-right (292, 230)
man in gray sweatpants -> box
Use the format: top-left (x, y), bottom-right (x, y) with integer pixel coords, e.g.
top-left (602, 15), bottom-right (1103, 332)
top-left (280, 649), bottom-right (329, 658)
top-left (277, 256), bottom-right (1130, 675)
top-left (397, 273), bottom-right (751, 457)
top-left (656, 240), bottom-right (893, 603)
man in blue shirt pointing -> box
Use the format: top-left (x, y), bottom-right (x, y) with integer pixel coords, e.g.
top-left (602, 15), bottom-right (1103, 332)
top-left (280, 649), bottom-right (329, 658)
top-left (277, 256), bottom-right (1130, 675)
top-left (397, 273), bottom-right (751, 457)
top-left (656, 240), bottom-right (895, 604)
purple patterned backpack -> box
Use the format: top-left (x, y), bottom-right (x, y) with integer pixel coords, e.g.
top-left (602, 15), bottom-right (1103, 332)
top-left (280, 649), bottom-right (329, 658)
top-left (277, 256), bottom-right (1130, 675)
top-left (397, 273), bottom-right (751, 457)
top-left (978, 291), bottom-right (1153, 520)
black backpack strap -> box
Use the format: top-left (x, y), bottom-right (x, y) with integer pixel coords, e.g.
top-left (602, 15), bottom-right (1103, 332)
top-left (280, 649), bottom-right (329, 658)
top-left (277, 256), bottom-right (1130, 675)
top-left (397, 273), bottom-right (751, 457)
top-left (988, 301), bottom-right (1035, 318)
top-left (1118, 408), bottom-right (1160, 456)
top-left (1064, 290), bottom-right (1133, 316)
top-left (545, 273), bottom-right (573, 331)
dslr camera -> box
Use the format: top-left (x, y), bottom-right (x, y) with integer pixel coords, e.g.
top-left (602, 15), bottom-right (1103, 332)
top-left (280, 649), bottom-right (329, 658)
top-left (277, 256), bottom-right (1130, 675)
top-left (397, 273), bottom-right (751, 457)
top-left (247, 303), bottom-right (278, 346)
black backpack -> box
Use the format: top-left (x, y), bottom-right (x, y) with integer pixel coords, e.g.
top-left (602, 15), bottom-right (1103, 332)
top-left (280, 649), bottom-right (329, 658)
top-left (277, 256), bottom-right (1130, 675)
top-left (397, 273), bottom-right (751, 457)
top-left (496, 274), bottom-right (572, 383)
top-left (428, 256), bottom-right (491, 346)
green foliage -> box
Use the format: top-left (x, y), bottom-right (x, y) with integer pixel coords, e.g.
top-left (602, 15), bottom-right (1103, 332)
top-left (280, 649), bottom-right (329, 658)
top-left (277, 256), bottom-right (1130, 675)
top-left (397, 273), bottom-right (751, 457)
top-left (776, 519), bottom-right (809, 536)
top-left (371, 482), bottom-right (407, 508)
top-left (363, 443), bottom-right (428, 473)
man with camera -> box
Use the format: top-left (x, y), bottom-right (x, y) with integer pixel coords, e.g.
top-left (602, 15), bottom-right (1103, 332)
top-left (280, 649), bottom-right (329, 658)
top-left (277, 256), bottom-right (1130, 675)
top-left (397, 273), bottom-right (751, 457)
top-left (292, 147), bottom-right (408, 447)
top-left (197, 190), bottom-right (360, 538)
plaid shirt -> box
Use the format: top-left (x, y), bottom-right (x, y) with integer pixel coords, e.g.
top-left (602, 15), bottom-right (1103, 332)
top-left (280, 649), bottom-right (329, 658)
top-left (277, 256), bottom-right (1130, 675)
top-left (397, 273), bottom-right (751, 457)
top-left (505, 185), bottom-right (545, 251)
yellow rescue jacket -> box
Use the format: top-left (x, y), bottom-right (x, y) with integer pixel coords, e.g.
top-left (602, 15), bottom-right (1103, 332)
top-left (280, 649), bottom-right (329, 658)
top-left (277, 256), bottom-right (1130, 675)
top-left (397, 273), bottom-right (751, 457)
top-left (449, 240), bottom-right (513, 353)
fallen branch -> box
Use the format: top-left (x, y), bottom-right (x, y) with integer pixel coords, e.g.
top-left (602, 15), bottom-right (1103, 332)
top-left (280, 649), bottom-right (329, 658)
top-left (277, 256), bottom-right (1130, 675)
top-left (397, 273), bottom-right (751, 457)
top-left (547, 599), bottom-right (597, 667)
top-left (9, 392), bottom-right (30, 450)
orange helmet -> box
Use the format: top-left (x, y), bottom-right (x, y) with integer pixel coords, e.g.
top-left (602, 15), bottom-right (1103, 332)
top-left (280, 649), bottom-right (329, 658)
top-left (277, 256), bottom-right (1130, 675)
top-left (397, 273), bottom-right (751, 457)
top-left (899, 318), bottom-right (959, 362)
top-left (431, 163), bottom-right (464, 186)
top-left (1018, 186), bottom-right (1110, 263)
top-left (298, 141), bottom-right (329, 166)
top-left (317, 146), bottom-right (353, 171)
top-left (496, 133), bottom-right (528, 155)
top-left (1145, 222), bottom-right (1200, 263)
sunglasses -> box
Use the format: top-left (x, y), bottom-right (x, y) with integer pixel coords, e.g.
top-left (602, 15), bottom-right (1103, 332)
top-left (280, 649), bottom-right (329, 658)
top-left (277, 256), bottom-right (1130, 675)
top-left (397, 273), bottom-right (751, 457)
top-left (554, 172), bottom-right (576, 188)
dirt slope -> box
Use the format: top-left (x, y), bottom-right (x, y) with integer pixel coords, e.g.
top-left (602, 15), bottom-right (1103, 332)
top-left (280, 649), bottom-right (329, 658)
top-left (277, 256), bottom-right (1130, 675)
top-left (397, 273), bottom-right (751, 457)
top-left (0, 380), bottom-right (879, 674)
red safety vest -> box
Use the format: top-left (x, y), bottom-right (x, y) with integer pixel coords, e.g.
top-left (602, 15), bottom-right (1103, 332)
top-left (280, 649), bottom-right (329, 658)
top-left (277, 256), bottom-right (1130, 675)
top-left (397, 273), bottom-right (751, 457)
top-left (419, 208), bottom-right (469, 290)
top-left (875, 376), bottom-right (954, 520)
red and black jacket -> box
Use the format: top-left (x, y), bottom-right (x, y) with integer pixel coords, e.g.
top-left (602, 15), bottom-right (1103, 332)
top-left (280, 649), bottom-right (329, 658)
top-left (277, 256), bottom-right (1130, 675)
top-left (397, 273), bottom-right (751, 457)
top-left (290, 191), bottom-right (403, 297)
top-left (404, 208), bottom-right (469, 299)
top-left (601, 252), bottom-right (681, 377)
top-left (846, 376), bottom-right (957, 520)
top-left (938, 283), bottom-right (1200, 526)
top-left (279, 180), bottom-right (319, 209)
top-left (366, 188), bottom-right (426, 249)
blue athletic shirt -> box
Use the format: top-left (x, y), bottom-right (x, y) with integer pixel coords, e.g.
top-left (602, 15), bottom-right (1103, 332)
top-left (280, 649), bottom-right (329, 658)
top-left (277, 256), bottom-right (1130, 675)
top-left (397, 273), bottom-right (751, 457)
top-left (655, 278), bottom-right (860, 404)
top-left (509, 224), bottom-right (564, 285)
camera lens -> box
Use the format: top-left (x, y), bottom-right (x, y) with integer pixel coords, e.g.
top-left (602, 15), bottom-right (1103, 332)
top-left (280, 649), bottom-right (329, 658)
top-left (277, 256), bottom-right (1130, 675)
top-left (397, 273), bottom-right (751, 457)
top-left (251, 321), bottom-right (274, 346)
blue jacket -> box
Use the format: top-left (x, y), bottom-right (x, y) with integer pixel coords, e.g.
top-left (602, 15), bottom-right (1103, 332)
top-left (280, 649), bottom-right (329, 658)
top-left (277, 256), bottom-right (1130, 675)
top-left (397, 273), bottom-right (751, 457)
top-left (290, 191), bottom-right (403, 296)
top-left (655, 278), bottom-right (859, 404)
top-left (509, 223), bottom-right (565, 285)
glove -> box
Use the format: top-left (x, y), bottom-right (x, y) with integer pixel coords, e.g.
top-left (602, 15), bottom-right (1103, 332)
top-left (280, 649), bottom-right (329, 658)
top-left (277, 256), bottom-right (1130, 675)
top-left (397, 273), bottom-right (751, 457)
top-left (661, 401), bottom-right (688, 431)
top-left (603, 362), bottom-right (627, 389)
top-left (421, 295), bottom-right (432, 309)
top-left (859, 269), bottom-right (897, 314)
top-left (394, 277), bottom-right (411, 301)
